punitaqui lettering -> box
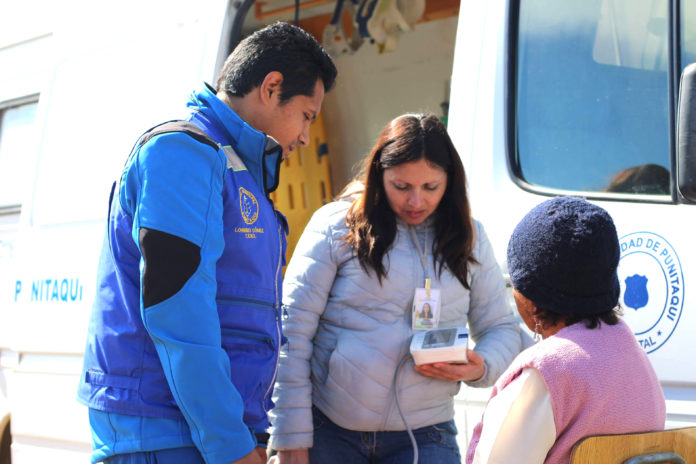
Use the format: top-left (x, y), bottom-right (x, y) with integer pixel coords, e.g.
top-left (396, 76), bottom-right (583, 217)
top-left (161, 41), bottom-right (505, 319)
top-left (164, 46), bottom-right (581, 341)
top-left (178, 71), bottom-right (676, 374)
top-left (13, 278), bottom-right (84, 302)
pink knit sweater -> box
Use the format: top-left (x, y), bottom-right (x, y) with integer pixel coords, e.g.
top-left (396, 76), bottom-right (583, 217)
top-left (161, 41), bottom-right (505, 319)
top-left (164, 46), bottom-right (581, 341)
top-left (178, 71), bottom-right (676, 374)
top-left (466, 319), bottom-right (665, 464)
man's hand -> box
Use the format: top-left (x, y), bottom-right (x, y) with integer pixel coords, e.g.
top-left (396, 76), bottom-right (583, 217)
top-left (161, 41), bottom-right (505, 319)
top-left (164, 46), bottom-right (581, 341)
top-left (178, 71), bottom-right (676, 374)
top-left (255, 446), bottom-right (267, 462)
top-left (413, 349), bottom-right (485, 382)
top-left (230, 447), bottom-right (266, 464)
top-left (274, 449), bottom-right (309, 464)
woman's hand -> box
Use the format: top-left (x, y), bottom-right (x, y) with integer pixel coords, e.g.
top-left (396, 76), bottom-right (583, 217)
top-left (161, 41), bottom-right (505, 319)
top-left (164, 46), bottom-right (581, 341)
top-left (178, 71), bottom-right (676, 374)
top-left (413, 349), bottom-right (485, 382)
top-left (273, 449), bottom-right (309, 464)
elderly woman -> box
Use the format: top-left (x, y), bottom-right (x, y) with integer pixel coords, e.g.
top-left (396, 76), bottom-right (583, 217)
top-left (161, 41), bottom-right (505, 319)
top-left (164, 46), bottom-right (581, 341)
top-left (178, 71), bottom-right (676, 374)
top-left (466, 197), bottom-right (666, 464)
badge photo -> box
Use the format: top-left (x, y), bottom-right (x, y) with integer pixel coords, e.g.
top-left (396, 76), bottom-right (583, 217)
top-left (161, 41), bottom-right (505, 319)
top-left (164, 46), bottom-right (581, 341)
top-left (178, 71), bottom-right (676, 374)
top-left (412, 288), bottom-right (441, 330)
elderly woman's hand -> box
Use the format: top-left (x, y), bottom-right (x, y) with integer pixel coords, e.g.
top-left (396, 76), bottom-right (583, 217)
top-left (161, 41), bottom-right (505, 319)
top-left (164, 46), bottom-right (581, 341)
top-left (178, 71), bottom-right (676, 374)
top-left (413, 349), bottom-right (485, 382)
top-left (274, 449), bottom-right (309, 464)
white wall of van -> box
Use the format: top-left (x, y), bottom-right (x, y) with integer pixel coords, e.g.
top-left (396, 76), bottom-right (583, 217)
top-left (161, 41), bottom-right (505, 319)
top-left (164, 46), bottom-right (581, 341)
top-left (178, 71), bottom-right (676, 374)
top-left (1, 1), bottom-right (232, 461)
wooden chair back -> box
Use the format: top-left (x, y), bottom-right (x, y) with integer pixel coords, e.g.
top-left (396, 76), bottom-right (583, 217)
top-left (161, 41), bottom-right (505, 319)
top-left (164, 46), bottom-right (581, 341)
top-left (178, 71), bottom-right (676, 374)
top-left (569, 427), bottom-right (696, 463)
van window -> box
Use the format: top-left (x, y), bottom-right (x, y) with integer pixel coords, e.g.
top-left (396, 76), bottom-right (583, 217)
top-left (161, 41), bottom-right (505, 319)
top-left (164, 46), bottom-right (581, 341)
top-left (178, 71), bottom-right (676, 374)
top-left (0, 100), bottom-right (38, 210)
top-left (514, 0), bottom-right (671, 195)
top-left (0, 98), bottom-right (38, 259)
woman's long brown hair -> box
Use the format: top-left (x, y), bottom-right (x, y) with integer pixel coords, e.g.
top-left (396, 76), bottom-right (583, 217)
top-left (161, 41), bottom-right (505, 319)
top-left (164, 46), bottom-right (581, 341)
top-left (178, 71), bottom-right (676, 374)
top-left (341, 114), bottom-right (477, 288)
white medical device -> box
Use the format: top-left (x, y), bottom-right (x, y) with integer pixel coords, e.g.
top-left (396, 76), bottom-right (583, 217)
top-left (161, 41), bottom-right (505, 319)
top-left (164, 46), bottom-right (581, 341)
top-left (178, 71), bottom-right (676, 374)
top-left (409, 327), bottom-right (469, 365)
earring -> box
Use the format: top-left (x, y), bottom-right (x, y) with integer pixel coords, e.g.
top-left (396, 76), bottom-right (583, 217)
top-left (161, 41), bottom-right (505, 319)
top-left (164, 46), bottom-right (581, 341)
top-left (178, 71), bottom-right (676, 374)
top-left (533, 319), bottom-right (542, 343)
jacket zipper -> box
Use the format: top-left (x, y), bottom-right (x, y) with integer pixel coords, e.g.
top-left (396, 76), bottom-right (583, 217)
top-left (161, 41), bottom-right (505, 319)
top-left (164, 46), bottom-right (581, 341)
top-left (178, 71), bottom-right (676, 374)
top-left (264, 220), bottom-right (284, 408)
top-left (274, 218), bottom-right (283, 307)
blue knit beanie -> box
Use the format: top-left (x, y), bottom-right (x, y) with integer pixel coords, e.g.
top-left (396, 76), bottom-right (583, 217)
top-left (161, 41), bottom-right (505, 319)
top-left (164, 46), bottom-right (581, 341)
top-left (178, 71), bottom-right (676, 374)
top-left (507, 197), bottom-right (620, 317)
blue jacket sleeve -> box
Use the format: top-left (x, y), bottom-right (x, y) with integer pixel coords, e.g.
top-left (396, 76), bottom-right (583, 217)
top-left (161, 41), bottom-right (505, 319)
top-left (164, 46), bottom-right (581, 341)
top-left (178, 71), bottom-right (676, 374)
top-left (121, 132), bottom-right (256, 464)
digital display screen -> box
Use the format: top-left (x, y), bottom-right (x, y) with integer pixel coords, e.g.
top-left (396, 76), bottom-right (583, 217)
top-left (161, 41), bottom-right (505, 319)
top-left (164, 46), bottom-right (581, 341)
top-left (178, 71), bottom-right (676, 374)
top-left (422, 328), bottom-right (457, 349)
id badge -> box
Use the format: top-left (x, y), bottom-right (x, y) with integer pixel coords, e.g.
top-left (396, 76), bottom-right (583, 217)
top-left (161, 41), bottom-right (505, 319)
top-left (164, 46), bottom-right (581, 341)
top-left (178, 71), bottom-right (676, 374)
top-left (412, 288), bottom-right (441, 330)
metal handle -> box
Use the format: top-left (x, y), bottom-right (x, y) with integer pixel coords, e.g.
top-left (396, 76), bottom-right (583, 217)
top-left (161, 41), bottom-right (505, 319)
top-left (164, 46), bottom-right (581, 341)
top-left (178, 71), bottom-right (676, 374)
top-left (623, 452), bottom-right (686, 464)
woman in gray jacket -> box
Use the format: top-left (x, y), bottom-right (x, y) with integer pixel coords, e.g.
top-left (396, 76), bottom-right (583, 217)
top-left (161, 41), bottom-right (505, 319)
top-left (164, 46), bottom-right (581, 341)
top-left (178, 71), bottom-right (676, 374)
top-left (269, 114), bottom-right (521, 463)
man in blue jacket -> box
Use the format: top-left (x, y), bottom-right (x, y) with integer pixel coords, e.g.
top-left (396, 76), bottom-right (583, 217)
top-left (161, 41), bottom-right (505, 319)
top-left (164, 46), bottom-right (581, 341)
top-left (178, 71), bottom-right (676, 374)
top-left (77, 23), bottom-right (337, 464)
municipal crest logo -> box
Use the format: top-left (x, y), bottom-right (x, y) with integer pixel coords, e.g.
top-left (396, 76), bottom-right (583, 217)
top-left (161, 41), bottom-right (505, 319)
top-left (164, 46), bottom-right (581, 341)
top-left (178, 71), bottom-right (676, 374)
top-left (239, 187), bottom-right (259, 225)
top-left (624, 274), bottom-right (648, 310)
top-left (618, 232), bottom-right (683, 354)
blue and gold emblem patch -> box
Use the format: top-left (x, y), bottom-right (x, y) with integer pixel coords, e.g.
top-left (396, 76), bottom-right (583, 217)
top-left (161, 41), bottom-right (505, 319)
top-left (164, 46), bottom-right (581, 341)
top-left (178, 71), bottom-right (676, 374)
top-left (239, 187), bottom-right (259, 225)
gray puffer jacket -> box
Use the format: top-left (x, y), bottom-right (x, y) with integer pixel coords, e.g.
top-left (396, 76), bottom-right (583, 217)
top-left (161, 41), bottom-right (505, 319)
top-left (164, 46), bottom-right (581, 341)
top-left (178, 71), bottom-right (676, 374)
top-left (269, 199), bottom-right (521, 450)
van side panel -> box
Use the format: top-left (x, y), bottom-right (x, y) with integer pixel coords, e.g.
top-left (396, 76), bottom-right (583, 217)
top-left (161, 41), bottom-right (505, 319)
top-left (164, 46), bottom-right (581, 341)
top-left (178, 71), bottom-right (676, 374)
top-left (448, 0), bottom-right (696, 447)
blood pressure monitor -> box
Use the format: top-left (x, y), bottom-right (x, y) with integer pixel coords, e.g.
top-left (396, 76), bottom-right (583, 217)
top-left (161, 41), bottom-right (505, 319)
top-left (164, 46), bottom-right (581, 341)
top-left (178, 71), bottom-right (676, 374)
top-left (409, 327), bottom-right (469, 365)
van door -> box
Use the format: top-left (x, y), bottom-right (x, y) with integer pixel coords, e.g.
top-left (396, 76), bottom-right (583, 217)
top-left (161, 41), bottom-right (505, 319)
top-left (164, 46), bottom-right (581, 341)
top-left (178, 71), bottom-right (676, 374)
top-left (449, 0), bottom-right (696, 443)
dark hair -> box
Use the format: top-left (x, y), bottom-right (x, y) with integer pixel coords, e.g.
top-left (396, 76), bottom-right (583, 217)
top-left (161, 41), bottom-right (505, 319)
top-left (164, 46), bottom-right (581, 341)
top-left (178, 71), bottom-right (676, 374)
top-left (341, 114), bottom-right (477, 288)
top-left (533, 305), bottom-right (622, 330)
top-left (605, 164), bottom-right (670, 194)
top-left (216, 22), bottom-right (337, 103)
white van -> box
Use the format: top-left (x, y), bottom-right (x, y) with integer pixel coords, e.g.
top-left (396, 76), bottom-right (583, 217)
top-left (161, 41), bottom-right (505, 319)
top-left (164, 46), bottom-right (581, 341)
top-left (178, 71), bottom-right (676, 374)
top-left (0, 0), bottom-right (693, 462)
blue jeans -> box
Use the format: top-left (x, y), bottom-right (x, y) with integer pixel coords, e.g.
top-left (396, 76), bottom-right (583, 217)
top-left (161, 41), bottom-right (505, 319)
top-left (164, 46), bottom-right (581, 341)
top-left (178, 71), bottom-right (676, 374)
top-left (309, 406), bottom-right (461, 464)
top-left (103, 447), bottom-right (204, 464)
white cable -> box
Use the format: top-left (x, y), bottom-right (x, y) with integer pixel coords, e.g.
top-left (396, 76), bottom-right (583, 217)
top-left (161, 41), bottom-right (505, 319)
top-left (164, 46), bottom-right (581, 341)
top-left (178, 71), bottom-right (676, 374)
top-left (393, 354), bottom-right (418, 464)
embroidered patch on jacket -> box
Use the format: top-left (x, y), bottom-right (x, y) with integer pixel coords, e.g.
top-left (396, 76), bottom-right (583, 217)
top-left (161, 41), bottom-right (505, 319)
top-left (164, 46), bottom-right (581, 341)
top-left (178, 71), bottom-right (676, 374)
top-left (239, 187), bottom-right (259, 225)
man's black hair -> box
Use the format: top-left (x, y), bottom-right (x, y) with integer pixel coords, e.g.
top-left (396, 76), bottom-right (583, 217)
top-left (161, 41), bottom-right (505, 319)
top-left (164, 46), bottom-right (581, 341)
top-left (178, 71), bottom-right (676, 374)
top-left (216, 22), bottom-right (337, 102)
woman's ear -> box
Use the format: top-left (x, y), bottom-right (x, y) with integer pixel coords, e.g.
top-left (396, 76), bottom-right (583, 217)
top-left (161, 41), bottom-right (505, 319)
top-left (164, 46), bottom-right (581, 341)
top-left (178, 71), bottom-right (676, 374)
top-left (526, 306), bottom-right (542, 332)
top-left (531, 313), bottom-right (542, 329)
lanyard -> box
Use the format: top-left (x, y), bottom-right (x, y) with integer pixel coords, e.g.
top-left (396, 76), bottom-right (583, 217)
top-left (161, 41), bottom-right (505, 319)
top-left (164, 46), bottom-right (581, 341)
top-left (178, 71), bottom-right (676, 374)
top-left (408, 225), bottom-right (431, 296)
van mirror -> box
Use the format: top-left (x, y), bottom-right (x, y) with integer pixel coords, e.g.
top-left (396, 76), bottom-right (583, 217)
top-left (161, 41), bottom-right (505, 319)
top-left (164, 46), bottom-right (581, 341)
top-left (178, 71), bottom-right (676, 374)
top-left (677, 63), bottom-right (696, 202)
